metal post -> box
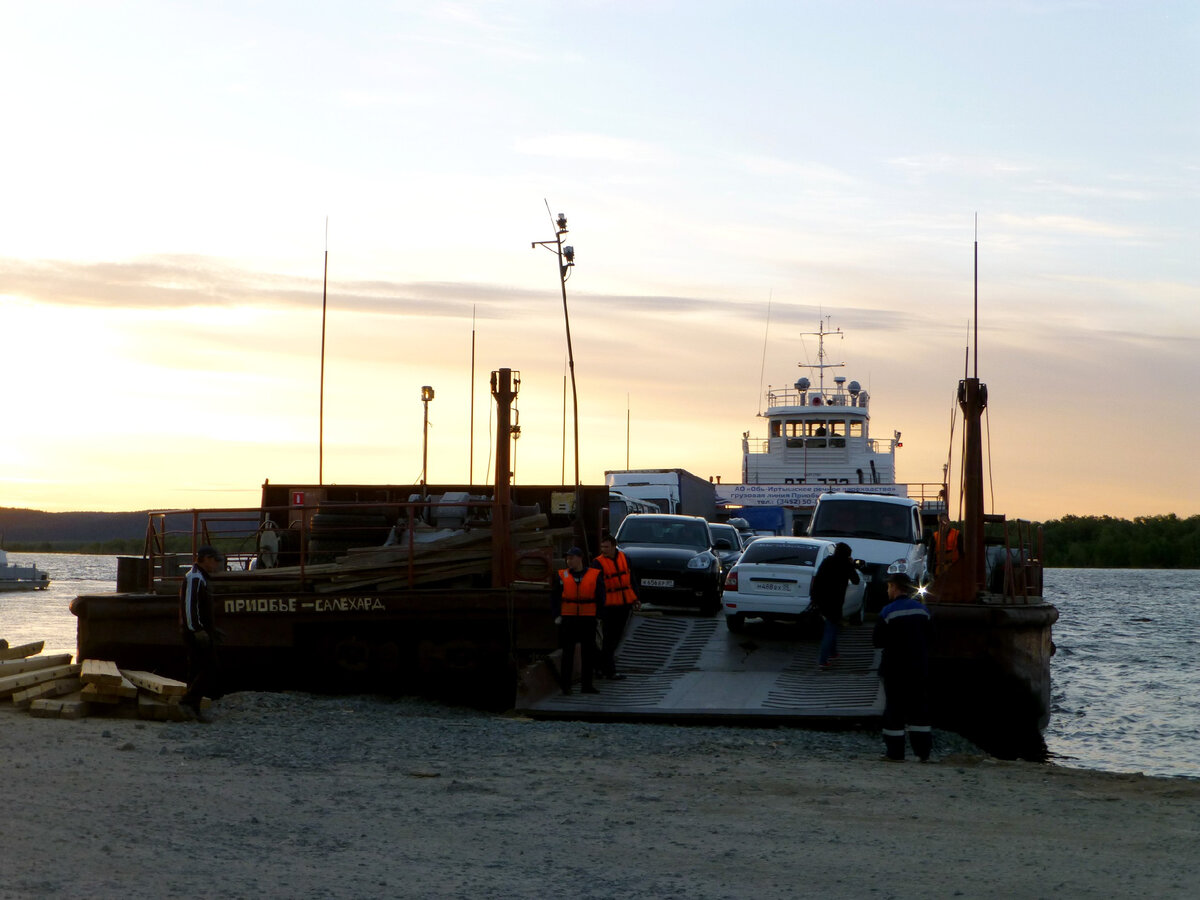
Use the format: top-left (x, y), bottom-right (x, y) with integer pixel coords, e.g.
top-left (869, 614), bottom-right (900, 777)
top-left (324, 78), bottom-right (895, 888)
top-left (421, 386), bottom-right (434, 487)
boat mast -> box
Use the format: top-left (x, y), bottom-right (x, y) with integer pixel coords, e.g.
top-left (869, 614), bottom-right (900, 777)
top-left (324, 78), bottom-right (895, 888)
top-left (958, 224), bottom-right (987, 595)
top-left (798, 317), bottom-right (844, 395)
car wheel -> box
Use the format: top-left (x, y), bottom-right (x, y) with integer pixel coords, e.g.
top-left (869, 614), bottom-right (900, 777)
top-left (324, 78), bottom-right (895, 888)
top-left (725, 613), bottom-right (745, 632)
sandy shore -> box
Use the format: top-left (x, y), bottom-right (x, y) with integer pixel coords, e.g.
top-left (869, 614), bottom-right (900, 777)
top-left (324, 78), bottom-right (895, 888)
top-left (3, 692), bottom-right (1198, 899)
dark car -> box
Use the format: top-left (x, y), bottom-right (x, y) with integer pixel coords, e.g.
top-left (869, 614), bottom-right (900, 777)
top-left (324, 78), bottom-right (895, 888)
top-left (614, 513), bottom-right (723, 615)
top-left (707, 522), bottom-right (745, 571)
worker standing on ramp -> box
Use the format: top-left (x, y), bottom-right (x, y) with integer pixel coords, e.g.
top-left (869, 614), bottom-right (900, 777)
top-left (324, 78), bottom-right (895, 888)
top-left (873, 569), bottom-right (933, 761)
top-left (594, 533), bottom-right (639, 680)
top-left (551, 547), bottom-right (605, 695)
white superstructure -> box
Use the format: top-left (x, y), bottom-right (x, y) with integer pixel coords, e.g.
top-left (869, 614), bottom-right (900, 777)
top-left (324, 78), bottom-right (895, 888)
top-left (738, 320), bottom-right (899, 493)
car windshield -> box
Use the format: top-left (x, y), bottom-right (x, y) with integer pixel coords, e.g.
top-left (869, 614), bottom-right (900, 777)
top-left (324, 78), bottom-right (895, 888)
top-left (810, 500), bottom-right (912, 542)
top-left (709, 525), bottom-right (738, 545)
top-left (739, 542), bottom-right (820, 567)
top-left (618, 517), bottom-right (710, 549)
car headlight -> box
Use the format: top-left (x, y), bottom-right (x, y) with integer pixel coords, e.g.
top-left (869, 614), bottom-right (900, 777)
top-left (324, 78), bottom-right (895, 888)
top-left (688, 552), bottom-right (716, 570)
top-left (886, 559), bottom-right (908, 575)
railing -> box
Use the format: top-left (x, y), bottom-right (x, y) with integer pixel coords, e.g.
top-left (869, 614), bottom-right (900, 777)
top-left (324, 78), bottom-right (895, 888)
top-left (143, 495), bottom-right (520, 592)
top-left (764, 388), bottom-right (870, 409)
top-left (743, 437), bottom-right (897, 455)
top-left (993, 519), bottom-right (1045, 600)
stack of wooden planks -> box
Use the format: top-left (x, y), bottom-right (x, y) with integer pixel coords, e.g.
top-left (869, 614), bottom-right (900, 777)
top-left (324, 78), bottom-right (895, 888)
top-left (201, 512), bottom-right (570, 594)
top-left (0, 637), bottom-right (194, 721)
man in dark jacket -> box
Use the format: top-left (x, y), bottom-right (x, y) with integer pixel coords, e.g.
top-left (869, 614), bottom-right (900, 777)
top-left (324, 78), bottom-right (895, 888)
top-left (873, 570), bottom-right (933, 761)
top-left (811, 541), bottom-right (860, 668)
top-left (551, 546), bottom-right (605, 695)
top-left (179, 545), bottom-right (224, 720)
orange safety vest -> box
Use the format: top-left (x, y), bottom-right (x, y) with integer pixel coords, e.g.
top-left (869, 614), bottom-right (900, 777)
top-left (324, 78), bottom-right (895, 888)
top-left (937, 528), bottom-right (960, 565)
top-left (558, 567), bottom-right (601, 617)
top-left (595, 552), bottom-right (637, 607)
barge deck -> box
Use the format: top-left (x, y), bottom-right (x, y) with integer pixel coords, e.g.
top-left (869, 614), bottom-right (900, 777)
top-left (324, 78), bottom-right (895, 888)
top-left (518, 612), bottom-right (884, 723)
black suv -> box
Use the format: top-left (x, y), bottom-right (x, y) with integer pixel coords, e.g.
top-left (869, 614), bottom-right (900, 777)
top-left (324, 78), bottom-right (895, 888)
top-left (614, 514), bottom-right (723, 615)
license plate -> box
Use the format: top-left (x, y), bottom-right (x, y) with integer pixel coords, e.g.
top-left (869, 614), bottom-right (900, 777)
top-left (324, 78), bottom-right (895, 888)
top-left (755, 581), bottom-right (794, 593)
top-left (642, 578), bottom-right (674, 588)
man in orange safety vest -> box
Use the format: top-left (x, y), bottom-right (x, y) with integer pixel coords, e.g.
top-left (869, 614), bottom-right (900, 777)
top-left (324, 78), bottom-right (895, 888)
top-left (551, 546), bottom-right (605, 695)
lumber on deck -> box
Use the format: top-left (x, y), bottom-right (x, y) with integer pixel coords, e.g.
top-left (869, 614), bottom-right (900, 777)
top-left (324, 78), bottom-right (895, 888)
top-left (121, 669), bottom-right (187, 697)
top-left (0, 641), bottom-right (47, 661)
top-left (11, 677), bottom-right (82, 710)
top-left (0, 654), bottom-right (74, 677)
top-left (0, 664), bottom-right (82, 698)
top-left (80, 659), bottom-right (123, 686)
top-left (29, 692), bottom-right (88, 719)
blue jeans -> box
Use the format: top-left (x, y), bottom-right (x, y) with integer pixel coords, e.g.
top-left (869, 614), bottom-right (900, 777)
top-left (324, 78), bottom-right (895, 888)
top-left (819, 619), bottom-right (839, 665)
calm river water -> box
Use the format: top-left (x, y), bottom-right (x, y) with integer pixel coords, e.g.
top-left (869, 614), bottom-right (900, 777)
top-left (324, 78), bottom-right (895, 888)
top-left (1, 555), bottom-right (1196, 779)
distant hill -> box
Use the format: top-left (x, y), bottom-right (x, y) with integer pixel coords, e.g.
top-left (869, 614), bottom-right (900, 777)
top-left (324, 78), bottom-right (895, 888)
top-left (0, 507), bottom-right (148, 551)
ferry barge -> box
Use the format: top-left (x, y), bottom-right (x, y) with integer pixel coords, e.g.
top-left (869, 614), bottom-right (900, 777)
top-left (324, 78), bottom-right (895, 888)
top-left (72, 368), bottom-right (603, 706)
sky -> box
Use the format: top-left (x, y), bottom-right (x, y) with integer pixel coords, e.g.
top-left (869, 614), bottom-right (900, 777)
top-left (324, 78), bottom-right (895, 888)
top-left (1, 0), bottom-right (1197, 521)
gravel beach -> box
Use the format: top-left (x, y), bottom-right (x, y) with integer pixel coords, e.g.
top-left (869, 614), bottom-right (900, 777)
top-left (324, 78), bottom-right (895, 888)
top-left (3, 692), bottom-right (1199, 899)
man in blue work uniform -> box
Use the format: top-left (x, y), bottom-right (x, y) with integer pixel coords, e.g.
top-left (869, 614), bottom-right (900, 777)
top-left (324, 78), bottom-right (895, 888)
top-left (873, 569), bottom-right (933, 761)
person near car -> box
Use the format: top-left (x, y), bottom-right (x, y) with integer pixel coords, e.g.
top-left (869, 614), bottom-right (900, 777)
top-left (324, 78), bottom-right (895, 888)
top-left (551, 546), bottom-right (605, 695)
top-left (811, 541), bottom-right (860, 668)
top-left (594, 533), bottom-right (639, 680)
top-left (179, 544), bottom-right (224, 721)
top-left (872, 570), bottom-right (933, 762)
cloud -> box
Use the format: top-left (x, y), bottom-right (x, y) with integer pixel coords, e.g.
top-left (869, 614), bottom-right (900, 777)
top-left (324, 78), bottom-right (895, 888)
top-left (513, 133), bottom-right (673, 164)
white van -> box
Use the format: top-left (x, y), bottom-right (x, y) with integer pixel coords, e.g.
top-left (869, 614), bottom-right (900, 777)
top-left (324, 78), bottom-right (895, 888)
top-left (806, 492), bottom-right (928, 609)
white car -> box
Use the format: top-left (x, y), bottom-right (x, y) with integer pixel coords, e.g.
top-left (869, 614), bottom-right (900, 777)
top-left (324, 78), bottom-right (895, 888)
top-left (721, 537), bottom-right (868, 632)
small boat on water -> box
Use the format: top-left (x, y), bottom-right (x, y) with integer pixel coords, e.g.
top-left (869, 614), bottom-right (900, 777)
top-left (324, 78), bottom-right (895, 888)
top-left (0, 548), bottom-right (51, 591)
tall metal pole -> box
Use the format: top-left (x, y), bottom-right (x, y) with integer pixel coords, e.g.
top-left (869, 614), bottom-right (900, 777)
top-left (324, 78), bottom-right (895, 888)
top-left (469, 305), bottom-right (476, 484)
top-left (555, 224), bottom-right (581, 489)
top-left (319, 218), bottom-right (328, 484)
top-left (533, 211), bottom-right (584, 554)
top-left (420, 386), bottom-right (434, 487)
top-left (490, 368), bottom-right (517, 587)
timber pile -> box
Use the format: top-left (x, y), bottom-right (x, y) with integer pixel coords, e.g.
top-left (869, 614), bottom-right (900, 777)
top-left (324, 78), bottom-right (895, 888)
top-left (202, 512), bottom-right (570, 595)
top-left (0, 638), bottom-right (194, 721)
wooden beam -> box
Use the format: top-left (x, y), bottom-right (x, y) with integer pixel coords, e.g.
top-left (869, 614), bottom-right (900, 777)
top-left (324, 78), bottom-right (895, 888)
top-left (0, 641), bottom-right (46, 661)
top-left (0, 664), bottom-right (81, 697)
top-left (29, 692), bottom-right (88, 719)
top-left (11, 677), bottom-right (82, 710)
top-left (121, 669), bottom-right (187, 697)
top-left (80, 659), bottom-right (123, 686)
top-left (0, 654), bottom-right (73, 677)
top-left (81, 675), bottom-right (138, 702)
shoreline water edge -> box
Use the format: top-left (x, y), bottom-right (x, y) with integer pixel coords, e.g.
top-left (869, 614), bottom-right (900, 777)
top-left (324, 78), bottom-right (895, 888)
top-left (2, 554), bottom-right (1198, 781)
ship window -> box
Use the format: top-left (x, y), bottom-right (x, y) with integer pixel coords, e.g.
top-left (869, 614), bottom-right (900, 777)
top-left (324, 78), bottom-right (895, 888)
top-left (849, 421), bottom-right (864, 438)
top-left (771, 420), bottom-right (782, 438)
top-left (785, 421), bottom-right (804, 438)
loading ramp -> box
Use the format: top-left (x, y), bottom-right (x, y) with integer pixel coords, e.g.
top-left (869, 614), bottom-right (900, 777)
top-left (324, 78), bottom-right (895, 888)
top-left (518, 613), bottom-right (885, 723)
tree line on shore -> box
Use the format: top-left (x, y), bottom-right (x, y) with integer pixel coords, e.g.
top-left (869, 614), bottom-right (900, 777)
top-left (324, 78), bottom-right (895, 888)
top-left (1037, 514), bottom-right (1200, 568)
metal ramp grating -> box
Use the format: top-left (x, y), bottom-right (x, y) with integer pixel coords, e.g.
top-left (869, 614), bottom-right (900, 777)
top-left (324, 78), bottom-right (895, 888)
top-left (522, 614), bottom-right (885, 720)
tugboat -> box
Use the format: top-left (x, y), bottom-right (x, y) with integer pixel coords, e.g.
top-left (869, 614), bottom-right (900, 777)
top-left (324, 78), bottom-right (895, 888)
top-left (0, 548), bottom-right (50, 592)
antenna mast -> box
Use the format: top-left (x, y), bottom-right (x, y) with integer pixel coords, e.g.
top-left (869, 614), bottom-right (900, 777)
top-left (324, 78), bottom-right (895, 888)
top-left (798, 316), bottom-right (844, 394)
top-left (973, 213), bottom-right (979, 379)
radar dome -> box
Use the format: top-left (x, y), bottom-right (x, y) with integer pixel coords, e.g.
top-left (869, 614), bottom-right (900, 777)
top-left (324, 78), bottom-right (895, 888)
top-left (848, 381), bottom-right (861, 395)
top-left (795, 377), bottom-right (811, 391)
